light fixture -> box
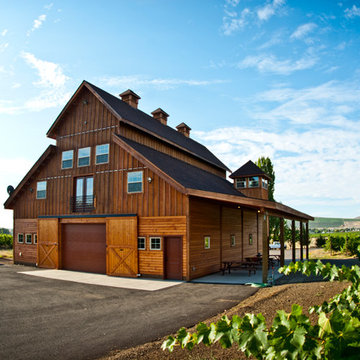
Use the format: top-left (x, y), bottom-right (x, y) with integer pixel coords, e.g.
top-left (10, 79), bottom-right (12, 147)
top-left (147, 177), bottom-right (152, 183)
top-left (82, 99), bottom-right (88, 105)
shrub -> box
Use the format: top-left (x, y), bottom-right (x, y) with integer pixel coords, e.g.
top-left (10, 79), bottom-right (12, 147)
top-left (0, 234), bottom-right (13, 249)
top-left (316, 235), bottom-right (326, 248)
top-left (325, 235), bottom-right (344, 252)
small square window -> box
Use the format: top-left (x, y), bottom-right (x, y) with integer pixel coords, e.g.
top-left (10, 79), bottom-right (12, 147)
top-left (230, 234), bottom-right (236, 247)
top-left (235, 177), bottom-right (247, 189)
top-left (18, 233), bottom-right (24, 243)
top-left (127, 171), bottom-right (143, 193)
top-left (25, 234), bottom-right (32, 244)
top-left (96, 144), bottom-right (109, 164)
top-left (248, 176), bottom-right (259, 188)
top-left (78, 147), bottom-right (91, 167)
top-left (34, 234), bottom-right (38, 244)
top-left (62, 150), bottom-right (74, 169)
top-left (204, 236), bottom-right (211, 249)
top-left (138, 237), bottom-right (146, 250)
top-left (36, 181), bottom-right (47, 199)
top-left (150, 237), bottom-right (161, 250)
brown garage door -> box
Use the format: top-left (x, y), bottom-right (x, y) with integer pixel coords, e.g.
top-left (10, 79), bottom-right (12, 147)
top-left (62, 224), bottom-right (106, 274)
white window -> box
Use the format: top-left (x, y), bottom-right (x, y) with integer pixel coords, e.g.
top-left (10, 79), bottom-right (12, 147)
top-left (262, 178), bottom-right (268, 189)
top-left (204, 236), bottom-right (211, 249)
top-left (138, 237), bottom-right (146, 250)
top-left (78, 147), bottom-right (91, 167)
top-left (36, 181), bottom-right (47, 199)
top-left (248, 176), bottom-right (259, 188)
top-left (235, 177), bottom-right (247, 189)
top-left (150, 237), bottom-right (161, 250)
top-left (18, 233), bottom-right (24, 243)
top-left (127, 171), bottom-right (143, 193)
top-left (62, 150), bottom-right (74, 169)
top-left (25, 234), bottom-right (32, 244)
top-left (34, 234), bottom-right (38, 244)
top-left (95, 144), bottom-right (109, 164)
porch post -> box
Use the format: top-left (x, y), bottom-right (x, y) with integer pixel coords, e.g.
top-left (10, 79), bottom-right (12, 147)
top-left (280, 217), bottom-right (285, 267)
top-left (262, 212), bottom-right (269, 283)
top-left (291, 220), bottom-right (296, 262)
top-left (300, 221), bottom-right (304, 261)
top-left (306, 221), bottom-right (309, 260)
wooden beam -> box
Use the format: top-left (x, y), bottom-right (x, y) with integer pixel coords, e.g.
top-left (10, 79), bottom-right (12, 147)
top-left (300, 221), bottom-right (304, 261)
top-left (280, 217), bottom-right (285, 267)
top-left (292, 220), bottom-right (296, 262)
top-left (262, 213), bottom-right (269, 283)
top-left (306, 222), bottom-right (309, 260)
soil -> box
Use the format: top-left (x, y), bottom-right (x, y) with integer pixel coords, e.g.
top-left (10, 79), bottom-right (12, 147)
top-left (100, 279), bottom-right (349, 360)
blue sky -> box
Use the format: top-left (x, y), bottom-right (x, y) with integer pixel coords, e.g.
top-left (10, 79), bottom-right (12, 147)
top-left (1, 0), bottom-right (360, 228)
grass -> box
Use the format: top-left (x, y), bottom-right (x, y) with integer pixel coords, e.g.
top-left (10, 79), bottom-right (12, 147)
top-left (309, 247), bottom-right (357, 260)
top-left (0, 249), bottom-right (13, 259)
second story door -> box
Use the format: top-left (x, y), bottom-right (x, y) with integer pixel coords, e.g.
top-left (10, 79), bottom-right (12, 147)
top-left (73, 176), bottom-right (94, 212)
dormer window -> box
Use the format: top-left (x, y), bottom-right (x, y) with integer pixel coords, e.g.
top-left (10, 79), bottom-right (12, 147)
top-left (262, 178), bottom-right (268, 189)
top-left (235, 177), bottom-right (247, 189)
top-left (248, 176), bottom-right (259, 188)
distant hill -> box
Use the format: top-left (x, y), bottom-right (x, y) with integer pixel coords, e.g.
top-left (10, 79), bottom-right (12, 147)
top-left (356, 216), bottom-right (360, 219)
top-left (309, 217), bottom-right (360, 229)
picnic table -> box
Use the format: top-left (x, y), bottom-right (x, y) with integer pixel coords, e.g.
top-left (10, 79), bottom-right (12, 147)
top-left (221, 261), bottom-right (257, 276)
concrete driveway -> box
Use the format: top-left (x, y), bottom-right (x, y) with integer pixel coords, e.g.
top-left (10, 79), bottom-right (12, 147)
top-left (0, 261), bottom-right (257, 360)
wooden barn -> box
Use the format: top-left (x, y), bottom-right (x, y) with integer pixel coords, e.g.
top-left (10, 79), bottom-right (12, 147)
top-left (4, 81), bottom-right (313, 282)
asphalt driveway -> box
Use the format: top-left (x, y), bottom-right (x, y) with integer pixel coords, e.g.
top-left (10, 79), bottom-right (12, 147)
top-left (0, 261), bottom-right (257, 360)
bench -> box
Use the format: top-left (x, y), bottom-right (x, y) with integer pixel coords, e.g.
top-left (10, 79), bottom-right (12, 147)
top-left (221, 261), bottom-right (257, 276)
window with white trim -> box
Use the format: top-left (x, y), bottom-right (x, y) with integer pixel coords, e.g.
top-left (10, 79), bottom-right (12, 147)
top-left (34, 234), bottom-right (38, 244)
top-left (138, 237), bottom-right (146, 250)
top-left (95, 144), bottom-right (109, 164)
top-left (61, 150), bottom-right (74, 169)
top-left (36, 181), bottom-right (47, 199)
top-left (204, 236), bottom-right (211, 249)
top-left (127, 171), bottom-right (143, 193)
top-left (78, 147), bottom-right (91, 167)
top-left (262, 178), bottom-right (268, 189)
top-left (248, 176), bottom-right (259, 188)
top-left (150, 237), bottom-right (161, 250)
top-left (25, 234), bottom-right (32, 244)
top-left (235, 177), bottom-right (247, 189)
top-left (18, 233), bottom-right (24, 243)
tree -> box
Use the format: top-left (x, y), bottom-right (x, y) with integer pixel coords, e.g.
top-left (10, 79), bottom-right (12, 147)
top-left (255, 157), bottom-right (279, 240)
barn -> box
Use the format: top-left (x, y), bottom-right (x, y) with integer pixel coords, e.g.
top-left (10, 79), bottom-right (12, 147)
top-left (4, 81), bottom-right (313, 282)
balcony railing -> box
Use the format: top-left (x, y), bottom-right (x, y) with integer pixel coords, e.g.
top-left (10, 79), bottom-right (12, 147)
top-left (70, 195), bottom-right (95, 212)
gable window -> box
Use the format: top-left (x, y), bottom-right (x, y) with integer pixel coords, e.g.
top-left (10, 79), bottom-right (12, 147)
top-left (25, 234), bottom-right (32, 244)
top-left (248, 176), bottom-right (259, 188)
top-left (204, 236), bottom-right (211, 249)
top-left (62, 150), bottom-right (74, 169)
top-left (18, 233), bottom-right (24, 244)
top-left (34, 234), bottom-right (38, 244)
top-left (235, 177), bottom-right (247, 189)
top-left (127, 171), bottom-right (143, 193)
top-left (72, 176), bottom-right (94, 212)
top-left (262, 178), bottom-right (268, 189)
top-left (36, 181), bottom-right (47, 199)
top-left (150, 237), bottom-right (161, 250)
top-left (95, 144), bottom-right (109, 164)
top-left (138, 237), bottom-right (146, 250)
top-left (78, 147), bottom-right (91, 167)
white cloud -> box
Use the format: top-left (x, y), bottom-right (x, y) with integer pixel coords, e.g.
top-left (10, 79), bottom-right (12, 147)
top-left (222, 8), bottom-right (251, 35)
top-left (1, 29), bottom-right (8, 36)
top-left (226, 0), bottom-right (241, 6)
top-left (44, 3), bottom-right (54, 10)
top-left (257, 0), bottom-right (286, 21)
top-left (0, 43), bottom-right (8, 52)
top-left (100, 75), bottom-right (227, 90)
top-left (27, 14), bottom-right (46, 36)
top-left (344, 5), bottom-right (360, 18)
top-left (290, 23), bottom-right (317, 40)
top-left (238, 53), bottom-right (317, 74)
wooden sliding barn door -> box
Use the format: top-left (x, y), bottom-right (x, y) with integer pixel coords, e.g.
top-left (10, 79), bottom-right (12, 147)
top-left (106, 217), bottom-right (138, 277)
top-left (38, 218), bottom-right (60, 269)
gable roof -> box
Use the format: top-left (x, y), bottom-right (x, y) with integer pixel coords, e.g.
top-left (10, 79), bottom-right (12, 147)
top-left (4, 145), bottom-right (56, 209)
top-left (114, 135), bottom-right (244, 197)
top-left (230, 160), bottom-right (271, 179)
top-left (47, 81), bottom-right (229, 172)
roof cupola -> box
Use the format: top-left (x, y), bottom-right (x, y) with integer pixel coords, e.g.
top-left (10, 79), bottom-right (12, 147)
top-left (119, 89), bottom-right (141, 109)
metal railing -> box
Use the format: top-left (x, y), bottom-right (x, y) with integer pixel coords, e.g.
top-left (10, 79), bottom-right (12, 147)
top-left (70, 195), bottom-right (95, 212)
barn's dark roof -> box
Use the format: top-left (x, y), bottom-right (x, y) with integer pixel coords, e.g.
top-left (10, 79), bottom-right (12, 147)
top-left (86, 82), bottom-right (229, 172)
top-left (116, 135), bottom-right (245, 197)
top-left (230, 160), bottom-right (270, 179)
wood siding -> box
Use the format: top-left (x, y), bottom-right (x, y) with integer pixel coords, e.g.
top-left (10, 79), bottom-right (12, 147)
top-left (13, 219), bottom-right (37, 264)
top-left (221, 207), bottom-right (242, 262)
top-left (38, 218), bottom-right (60, 269)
